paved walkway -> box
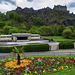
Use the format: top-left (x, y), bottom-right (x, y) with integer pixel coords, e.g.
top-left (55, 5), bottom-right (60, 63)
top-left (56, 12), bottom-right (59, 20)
top-left (0, 49), bottom-right (75, 59)
top-left (0, 40), bottom-right (49, 46)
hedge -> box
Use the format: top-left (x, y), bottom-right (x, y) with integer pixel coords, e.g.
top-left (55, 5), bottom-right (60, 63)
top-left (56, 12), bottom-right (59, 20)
top-left (0, 43), bottom-right (49, 53)
top-left (59, 41), bottom-right (74, 49)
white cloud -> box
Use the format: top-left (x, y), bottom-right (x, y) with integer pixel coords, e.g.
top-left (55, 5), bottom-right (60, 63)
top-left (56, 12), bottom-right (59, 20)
top-left (0, 2), bottom-right (16, 13)
top-left (0, 0), bottom-right (75, 13)
top-left (16, 0), bottom-right (75, 12)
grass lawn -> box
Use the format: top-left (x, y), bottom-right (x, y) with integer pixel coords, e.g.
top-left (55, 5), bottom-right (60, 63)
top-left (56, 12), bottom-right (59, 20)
top-left (1, 56), bottom-right (75, 75)
top-left (44, 36), bottom-right (75, 42)
top-left (43, 68), bottom-right (75, 75)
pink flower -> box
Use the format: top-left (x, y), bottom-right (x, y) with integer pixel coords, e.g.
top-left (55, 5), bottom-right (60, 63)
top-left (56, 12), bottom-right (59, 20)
top-left (15, 72), bottom-right (19, 74)
top-left (10, 72), bottom-right (14, 74)
top-left (43, 66), bottom-right (45, 68)
top-left (30, 69), bottom-right (33, 71)
top-left (5, 72), bottom-right (7, 74)
top-left (40, 67), bottom-right (42, 69)
top-left (35, 68), bottom-right (38, 70)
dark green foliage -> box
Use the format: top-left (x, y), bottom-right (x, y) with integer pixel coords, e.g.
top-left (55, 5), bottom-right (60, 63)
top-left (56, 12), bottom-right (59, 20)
top-left (54, 24), bottom-right (58, 36)
top-left (0, 21), bottom-right (5, 28)
top-left (19, 29), bottom-right (27, 33)
top-left (38, 26), bottom-right (53, 36)
top-left (59, 41), bottom-right (74, 49)
top-left (33, 17), bottom-right (44, 26)
top-left (68, 26), bottom-right (75, 32)
top-left (72, 30), bottom-right (75, 38)
top-left (0, 44), bottom-right (49, 53)
top-left (58, 25), bottom-right (65, 36)
top-left (6, 11), bottom-right (24, 22)
top-left (3, 25), bottom-right (12, 34)
top-left (28, 28), bottom-right (38, 34)
top-left (0, 46), bottom-right (13, 53)
top-left (62, 28), bottom-right (72, 39)
top-left (9, 27), bottom-right (19, 34)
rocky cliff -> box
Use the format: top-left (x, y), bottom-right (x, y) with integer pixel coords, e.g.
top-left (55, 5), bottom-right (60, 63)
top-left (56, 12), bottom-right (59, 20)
top-left (13, 6), bottom-right (75, 26)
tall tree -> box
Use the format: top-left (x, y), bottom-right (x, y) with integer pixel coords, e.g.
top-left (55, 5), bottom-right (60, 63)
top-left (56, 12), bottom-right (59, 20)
top-left (58, 25), bottom-right (65, 36)
top-left (62, 28), bottom-right (72, 38)
top-left (3, 25), bottom-right (12, 34)
top-left (33, 17), bottom-right (44, 26)
top-left (38, 26), bottom-right (53, 36)
top-left (54, 24), bottom-right (58, 36)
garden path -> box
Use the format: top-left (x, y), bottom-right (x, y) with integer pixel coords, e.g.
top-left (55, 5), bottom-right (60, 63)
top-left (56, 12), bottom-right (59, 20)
top-left (0, 49), bottom-right (75, 59)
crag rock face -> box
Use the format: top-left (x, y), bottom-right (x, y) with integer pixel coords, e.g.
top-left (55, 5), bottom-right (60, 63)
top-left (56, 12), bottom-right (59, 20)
top-left (13, 5), bottom-right (75, 26)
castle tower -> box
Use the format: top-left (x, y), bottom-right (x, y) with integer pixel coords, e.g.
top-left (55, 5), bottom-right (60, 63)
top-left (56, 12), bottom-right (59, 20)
top-left (53, 5), bottom-right (68, 12)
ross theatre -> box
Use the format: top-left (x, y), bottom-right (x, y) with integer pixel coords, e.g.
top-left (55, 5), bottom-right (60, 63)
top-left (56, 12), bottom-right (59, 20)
top-left (0, 33), bottom-right (41, 42)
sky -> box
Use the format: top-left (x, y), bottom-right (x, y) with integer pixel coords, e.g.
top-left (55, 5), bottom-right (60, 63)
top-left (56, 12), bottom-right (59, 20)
top-left (0, 0), bottom-right (75, 14)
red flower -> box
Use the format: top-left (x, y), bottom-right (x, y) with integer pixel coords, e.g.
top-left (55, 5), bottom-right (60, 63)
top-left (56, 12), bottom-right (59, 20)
top-left (40, 67), bottom-right (42, 69)
top-left (5, 72), bottom-right (7, 74)
top-left (15, 72), bottom-right (19, 74)
top-left (57, 65), bottom-right (60, 67)
top-left (35, 68), bottom-right (38, 70)
top-left (30, 69), bottom-right (33, 71)
top-left (43, 66), bottom-right (45, 68)
top-left (10, 72), bottom-right (14, 74)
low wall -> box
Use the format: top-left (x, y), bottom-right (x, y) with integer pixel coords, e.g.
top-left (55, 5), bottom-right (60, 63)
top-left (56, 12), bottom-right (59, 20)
top-left (48, 42), bottom-right (59, 51)
top-left (74, 43), bottom-right (75, 48)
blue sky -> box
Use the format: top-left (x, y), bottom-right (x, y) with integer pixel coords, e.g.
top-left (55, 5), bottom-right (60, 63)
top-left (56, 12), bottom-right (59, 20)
top-left (0, 0), bottom-right (75, 14)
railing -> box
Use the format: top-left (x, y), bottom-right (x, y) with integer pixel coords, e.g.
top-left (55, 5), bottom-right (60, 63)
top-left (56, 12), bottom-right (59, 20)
top-left (0, 52), bottom-right (75, 59)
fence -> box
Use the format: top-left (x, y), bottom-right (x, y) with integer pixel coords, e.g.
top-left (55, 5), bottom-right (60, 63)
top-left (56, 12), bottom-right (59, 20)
top-left (0, 52), bottom-right (75, 59)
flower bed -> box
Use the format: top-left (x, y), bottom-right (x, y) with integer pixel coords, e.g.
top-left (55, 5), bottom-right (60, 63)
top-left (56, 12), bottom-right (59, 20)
top-left (0, 57), bottom-right (75, 75)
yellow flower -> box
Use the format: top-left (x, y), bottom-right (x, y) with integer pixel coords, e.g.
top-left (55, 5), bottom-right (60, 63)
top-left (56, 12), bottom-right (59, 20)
top-left (53, 69), bottom-right (57, 71)
top-left (40, 70), bottom-right (41, 72)
top-left (62, 66), bottom-right (63, 69)
top-left (43, 70), bottom-right (45, 72)
top-left (4, 59), bottom-right (32, 69)
top-left (34, 71), bottom-right (37, 73)
top-left (59, 68), bottom-right (61, 69)
top-left (65, 66), bottom-right (68, 68)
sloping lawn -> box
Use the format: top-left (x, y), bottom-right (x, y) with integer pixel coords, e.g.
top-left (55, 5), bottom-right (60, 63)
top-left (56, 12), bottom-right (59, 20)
top-left (44, 36), bottom-right (75, 42)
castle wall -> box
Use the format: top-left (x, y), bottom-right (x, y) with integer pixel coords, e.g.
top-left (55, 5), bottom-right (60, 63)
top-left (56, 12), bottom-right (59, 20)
top-left (53, 5), bottom-right (67, 12)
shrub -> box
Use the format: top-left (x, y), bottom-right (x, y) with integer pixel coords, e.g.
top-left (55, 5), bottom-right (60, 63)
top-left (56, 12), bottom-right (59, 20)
top-left (0, 46), bottom-right (13, 53)
top-left (0, 44), bottom-right (49, 53)
top-left (62, 28), bottom-right (72, 39)
top-left (59, 41), bottom-right (74, 49)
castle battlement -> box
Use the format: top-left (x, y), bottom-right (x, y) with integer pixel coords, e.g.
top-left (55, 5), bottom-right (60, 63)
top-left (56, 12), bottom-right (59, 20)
top-left (53, 5), bottom-right (69, 13)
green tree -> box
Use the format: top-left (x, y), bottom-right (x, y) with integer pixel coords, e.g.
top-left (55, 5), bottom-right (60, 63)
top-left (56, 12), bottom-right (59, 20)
top-left (25, 22), bottom-right (33, 30)
top-left (9, 27), bottom-right (19, 34)
top-left (72, 30), bottom-right (75, 38)
top-left (38, 26), bottom-right (53, 36)
top-left (3, 25), bottom-right (12, 34)
top-left (19, 29), bottom-right (27, 33)
top-left (10, 47), bottom-right (24, 65)
top-left (62, 28), bottom-right (72, 38)
top-left (0, 21), bottom-right (5, 28)
top-left (54, 24), bottom-right (58, 36)
top-left (58, 25), bottom-right (65, 36)
top-left (0, 29), bottom-right (3, 34)
top-left (6, 11), bottom-right (24, 22)
top-left (28, 28), bottom-right (36, 34)
top-left (68, 26), bottom-right (75, 32)
top-left (20, 23), bottom-right (26, 29)
top-left (33, 17), bottom-right (44, 26)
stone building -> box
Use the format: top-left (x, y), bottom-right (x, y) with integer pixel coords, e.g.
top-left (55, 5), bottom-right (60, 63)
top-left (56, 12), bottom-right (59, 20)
top-left (12, 33), bottom-right (31, 42)
top-left (53, 5), bottom-right (69, 13)
top-left (0, 33), bottom-right (41, 42)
